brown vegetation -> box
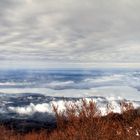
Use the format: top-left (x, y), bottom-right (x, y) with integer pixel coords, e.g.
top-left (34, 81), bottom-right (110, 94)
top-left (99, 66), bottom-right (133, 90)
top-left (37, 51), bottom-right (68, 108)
top-left (0, 100), bottom-right (140, 140)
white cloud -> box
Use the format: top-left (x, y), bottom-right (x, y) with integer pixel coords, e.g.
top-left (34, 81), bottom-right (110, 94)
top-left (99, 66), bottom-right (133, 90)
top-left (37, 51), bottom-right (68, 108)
top-left (0, 0), bottom-right (140, 68)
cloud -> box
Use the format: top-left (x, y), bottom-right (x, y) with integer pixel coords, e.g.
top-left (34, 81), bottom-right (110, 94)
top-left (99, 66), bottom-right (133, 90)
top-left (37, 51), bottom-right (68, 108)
top-left (0, 0), bottom-right (140, 68)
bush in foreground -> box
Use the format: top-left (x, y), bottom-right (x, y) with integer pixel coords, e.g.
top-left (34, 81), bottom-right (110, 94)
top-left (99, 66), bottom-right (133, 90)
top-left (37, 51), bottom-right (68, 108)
top-left (0, 100), bottom-right (140, 140)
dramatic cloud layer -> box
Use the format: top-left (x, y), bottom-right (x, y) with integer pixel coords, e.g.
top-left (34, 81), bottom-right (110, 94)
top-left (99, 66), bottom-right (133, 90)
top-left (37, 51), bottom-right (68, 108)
top-left (0, 0), bottom-right (140, 68)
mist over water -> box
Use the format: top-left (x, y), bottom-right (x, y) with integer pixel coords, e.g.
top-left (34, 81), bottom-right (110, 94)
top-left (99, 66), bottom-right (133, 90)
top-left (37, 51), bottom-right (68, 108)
top-left (0, 69), bottom-right (140, 90)
top-left (0, 69), bottom-right (140, 121)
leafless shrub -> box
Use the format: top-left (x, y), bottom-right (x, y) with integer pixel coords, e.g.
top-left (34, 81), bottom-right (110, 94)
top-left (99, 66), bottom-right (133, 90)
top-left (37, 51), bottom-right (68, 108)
top-left (0, 100), bottom-right (140, 140)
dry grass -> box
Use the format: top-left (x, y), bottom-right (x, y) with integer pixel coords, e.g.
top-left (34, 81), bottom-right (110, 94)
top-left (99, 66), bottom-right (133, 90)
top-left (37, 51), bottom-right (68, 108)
top-left (0, 100), bottom-right (140, 140)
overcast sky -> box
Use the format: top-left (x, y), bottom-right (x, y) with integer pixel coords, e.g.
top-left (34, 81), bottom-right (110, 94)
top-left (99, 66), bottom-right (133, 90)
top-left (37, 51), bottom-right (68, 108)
top-left (0, 0), bottom-right (140, 69)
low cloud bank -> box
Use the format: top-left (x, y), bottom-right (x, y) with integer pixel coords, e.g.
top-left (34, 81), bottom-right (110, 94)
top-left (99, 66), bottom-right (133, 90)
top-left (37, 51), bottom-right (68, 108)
top-left (8, 97), bottom-right (140, 116)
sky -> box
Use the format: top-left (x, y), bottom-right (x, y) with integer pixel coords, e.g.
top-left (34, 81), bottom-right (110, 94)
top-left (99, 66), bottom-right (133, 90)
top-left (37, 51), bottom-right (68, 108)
top-left (0, 0), bottom-right (140, 69)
